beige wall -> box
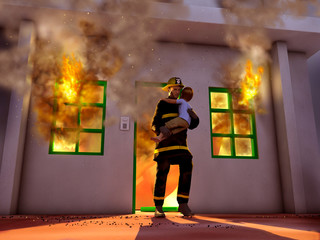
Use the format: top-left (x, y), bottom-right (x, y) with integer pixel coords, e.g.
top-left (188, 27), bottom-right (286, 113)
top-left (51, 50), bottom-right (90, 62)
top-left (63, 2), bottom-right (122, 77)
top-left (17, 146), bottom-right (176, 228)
top-left (18, 41), bottom-right (283, 214)
top-left (308, 51), bottom-right (320, 152)
top-left (4, 39), bottom-right (319, 215)
top-left (0, 89), bottom-right (11, 171)
top-left (182, 0), bottom-right (222, 7)
top-left (270, 42), bottom-right (320, 213)
top-left (146, 42), bottom-right (282, 213)
top-left (0, 1), bottom-right (319, 216)
top-left (289, 52), bottom-right (320, 213)
top-left (18, 86), bottom-right (135, 215)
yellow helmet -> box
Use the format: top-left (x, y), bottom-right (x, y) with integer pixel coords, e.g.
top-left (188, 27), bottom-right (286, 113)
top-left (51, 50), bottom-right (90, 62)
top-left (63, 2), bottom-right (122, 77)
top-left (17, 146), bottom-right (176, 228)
top-left (162, 77), bottom-right (184, 91)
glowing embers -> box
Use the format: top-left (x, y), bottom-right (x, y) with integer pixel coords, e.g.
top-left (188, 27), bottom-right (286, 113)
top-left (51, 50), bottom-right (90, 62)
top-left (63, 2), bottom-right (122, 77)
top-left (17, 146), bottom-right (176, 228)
top-left (50, 54), bottom-right (106, 155)
top-left (239, 60), bottom-right (263, 107)
top-left (52, 130), bottom-right (78, 152)
top-left (209, 88), bottom-right (258, 159)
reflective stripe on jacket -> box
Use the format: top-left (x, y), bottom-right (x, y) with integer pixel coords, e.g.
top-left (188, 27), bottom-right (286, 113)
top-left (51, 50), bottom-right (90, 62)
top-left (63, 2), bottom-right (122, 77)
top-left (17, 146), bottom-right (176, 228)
top-left (151, 99), bottom-right (192, 159)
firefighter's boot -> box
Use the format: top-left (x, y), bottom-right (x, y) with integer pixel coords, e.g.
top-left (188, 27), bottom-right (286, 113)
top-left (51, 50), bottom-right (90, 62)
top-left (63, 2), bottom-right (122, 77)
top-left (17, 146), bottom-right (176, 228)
top-left (155, 206), bottom-right (166, 218)
top-left (178, 203), bottom-right (194, 217)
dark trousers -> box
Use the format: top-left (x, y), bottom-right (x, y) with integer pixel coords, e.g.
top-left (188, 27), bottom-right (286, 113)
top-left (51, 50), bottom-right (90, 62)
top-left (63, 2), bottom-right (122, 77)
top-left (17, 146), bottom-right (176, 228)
top-left (153, 156), bottom-right (193, 206)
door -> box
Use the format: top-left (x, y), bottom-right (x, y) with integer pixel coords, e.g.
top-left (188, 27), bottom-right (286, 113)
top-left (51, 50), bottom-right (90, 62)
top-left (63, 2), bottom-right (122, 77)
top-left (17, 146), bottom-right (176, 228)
top-left (134, 82), bottom-right (179, 212)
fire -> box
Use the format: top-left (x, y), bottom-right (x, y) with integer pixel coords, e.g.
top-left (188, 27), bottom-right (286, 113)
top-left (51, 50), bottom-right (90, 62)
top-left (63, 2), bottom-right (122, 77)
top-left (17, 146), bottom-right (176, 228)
top-left (31, 20), bottom-right (123, 147)
top-left (52, 54), bottom-right (85, 151)
top-left (135, 113), bottom-right (179, 209)
top-left (239, 60), bottom-right (263, 106)
top-left (52, 130), bottom-right (77, 152)
top-left (59, 54), bottom-right (84, 103)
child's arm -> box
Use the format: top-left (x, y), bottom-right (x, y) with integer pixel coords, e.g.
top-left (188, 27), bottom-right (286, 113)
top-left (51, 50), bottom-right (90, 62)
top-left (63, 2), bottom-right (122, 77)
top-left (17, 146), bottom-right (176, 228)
top-left (161, 98), bottom-right (177, 104)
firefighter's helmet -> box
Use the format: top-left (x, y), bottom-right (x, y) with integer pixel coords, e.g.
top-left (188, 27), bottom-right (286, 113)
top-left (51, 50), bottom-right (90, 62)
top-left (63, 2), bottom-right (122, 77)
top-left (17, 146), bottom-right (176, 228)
top-left (162, 77), bottom-right (184, 91)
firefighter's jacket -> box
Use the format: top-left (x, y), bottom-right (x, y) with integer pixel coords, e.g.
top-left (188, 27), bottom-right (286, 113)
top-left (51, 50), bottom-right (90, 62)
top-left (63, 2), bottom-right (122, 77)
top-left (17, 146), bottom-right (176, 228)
top-left (151, 98), bottom-right (198, 161)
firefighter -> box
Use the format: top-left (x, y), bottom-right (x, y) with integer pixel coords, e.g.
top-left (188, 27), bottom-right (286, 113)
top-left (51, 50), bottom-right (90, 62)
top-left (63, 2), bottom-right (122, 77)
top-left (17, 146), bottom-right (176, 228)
top-left (151, 77), bottom-right (199, 218)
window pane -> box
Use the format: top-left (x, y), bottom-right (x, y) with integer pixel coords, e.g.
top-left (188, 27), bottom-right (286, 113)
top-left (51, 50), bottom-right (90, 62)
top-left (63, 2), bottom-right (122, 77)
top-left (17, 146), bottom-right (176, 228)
top-left (232, 91), bottom-right (249, 110)
top-left (79, 132), bottom-right (102, 153)
top-left (235, 138), bottom-right (252, 156)
top-left (213, 137), bottom-right (231, 156)
top-left (53, 131), bottom-right (77, 152)
top-left (212, 112), bottom-right (231, 134)
top-left (210, 92), bottom-right (229, 109)
top-left (81, 84), bottom-right (104, 104)
top-left (233, 113), bottom-right (252, 135)
top-left (80, 107), bottom-right (103, 129)
top-left (55, 105), bottom-right (78, 128)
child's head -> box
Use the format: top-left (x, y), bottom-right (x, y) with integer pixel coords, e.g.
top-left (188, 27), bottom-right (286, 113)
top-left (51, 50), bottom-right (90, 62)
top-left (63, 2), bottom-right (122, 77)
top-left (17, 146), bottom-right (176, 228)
top-left (180, 87), bottom-right (193, 102)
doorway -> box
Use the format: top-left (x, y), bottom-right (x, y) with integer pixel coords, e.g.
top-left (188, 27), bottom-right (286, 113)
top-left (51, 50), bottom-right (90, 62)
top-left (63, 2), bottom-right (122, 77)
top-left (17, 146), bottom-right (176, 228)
top-left (133, 82), bottom-right (179, 213)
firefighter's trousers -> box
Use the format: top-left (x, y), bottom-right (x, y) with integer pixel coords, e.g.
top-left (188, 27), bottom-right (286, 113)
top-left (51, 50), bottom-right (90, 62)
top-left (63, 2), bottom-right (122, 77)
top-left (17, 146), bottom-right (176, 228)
top-left (153, 155), bottom-right (193, 206)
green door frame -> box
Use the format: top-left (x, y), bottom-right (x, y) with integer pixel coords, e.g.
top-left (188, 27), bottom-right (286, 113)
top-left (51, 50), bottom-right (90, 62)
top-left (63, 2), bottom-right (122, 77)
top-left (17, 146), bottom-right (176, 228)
top-left (132, 81), bottom-right (166, 213)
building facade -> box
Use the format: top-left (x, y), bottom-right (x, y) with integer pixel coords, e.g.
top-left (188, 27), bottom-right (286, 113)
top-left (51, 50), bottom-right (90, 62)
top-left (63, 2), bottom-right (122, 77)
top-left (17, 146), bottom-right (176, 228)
top-left (0, 1), bottom-right (319, 215)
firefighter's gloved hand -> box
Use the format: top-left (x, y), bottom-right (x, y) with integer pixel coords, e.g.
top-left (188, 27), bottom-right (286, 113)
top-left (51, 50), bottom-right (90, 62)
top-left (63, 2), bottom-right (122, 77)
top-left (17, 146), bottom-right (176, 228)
top-left (159, 126), bottom-right (171, 138)
top-left (188, 109), bottom-right (199, 130)
top-left (188, 108), bottom-right (198, 119)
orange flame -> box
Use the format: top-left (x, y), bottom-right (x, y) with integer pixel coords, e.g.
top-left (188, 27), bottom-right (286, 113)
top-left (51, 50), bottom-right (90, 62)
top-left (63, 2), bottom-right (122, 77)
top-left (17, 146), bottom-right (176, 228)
top-left (31, 24), bottom-right (123, 146)
top-left (52, 130), bottom-right (77, 152)
top-left (135, 113), bottom-right (179, 208)
top-left (59, 54), bottom-right (84, 103)
top-left (239, 60), bottom-right (263, 106)
top-left (52, 54), bottom-right (85, 150)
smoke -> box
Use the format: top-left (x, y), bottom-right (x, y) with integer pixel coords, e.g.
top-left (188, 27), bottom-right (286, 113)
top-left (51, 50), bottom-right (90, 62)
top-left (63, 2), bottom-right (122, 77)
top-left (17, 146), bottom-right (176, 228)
top-left (222, 0), bottom-right (320, 59)
top-left (0, 15), bottom-right (30, 94)
top-left (220, 0), bottom-right (320, 109)
top-left (2, 0), bottom-right (319, 142)
top-left (0, 0), bottom-right (163, 142)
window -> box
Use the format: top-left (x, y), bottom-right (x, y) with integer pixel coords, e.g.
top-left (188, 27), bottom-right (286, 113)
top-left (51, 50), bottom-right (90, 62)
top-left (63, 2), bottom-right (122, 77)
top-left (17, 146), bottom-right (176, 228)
top-left (209, 87), bottom-right (258, 159)
top-left (49, 81), bottom-right (106, 155)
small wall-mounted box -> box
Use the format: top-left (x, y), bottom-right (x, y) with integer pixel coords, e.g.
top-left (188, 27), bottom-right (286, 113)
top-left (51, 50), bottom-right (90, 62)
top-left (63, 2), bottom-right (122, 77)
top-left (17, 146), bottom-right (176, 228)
top-left (120, 116), bottom-right (130, 131)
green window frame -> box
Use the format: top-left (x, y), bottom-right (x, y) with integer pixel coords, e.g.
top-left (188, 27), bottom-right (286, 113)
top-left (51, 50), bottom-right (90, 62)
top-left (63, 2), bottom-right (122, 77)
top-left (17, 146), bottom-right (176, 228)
top-left (209, 87), bottom-right (258, 159)
top-left (49, 81), bottom-right (106, 155)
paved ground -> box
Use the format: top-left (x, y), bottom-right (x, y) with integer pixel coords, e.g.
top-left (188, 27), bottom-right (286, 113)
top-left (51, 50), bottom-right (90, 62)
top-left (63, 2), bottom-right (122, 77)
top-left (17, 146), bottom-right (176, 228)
top-left (0, 213), bottom-right (319, 240)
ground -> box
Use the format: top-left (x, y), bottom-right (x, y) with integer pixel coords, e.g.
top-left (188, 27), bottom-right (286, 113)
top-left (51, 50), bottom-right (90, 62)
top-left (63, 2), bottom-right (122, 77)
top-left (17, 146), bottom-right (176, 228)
top-left (0, 212), bottom-right (319, 240)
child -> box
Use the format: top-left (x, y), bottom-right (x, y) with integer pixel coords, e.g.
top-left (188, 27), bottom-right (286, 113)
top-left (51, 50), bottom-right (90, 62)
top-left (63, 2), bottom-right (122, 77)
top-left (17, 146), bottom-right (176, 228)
top-left (151, 87), bottom-right (194, 142)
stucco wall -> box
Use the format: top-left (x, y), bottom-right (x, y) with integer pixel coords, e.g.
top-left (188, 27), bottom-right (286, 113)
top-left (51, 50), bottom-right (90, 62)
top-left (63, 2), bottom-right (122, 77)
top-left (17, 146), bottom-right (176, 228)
top-left (182, 0), bottom-right (222, 7)
top-left (307, 51), bottom-right (320, 152)
top-left (0, 29), bottom-right (14, 172)
top-left (289, 52), bottom-right (320, 213)
top-left (18, 41), bottom-right (283, 214)
top-left (18, 84), bottom-right (135, 215)
top-left (0, 88), bottom-right (11, 170)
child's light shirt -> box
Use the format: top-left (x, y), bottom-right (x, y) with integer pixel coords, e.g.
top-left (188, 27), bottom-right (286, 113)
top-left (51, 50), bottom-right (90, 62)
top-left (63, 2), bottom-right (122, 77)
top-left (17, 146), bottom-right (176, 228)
top-left (176, 99), bottom-right (192, 125)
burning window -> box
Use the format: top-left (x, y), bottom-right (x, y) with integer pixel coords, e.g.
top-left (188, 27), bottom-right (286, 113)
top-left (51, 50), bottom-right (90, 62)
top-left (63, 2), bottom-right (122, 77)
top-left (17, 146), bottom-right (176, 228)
top-left (49, 55), bottom-right (106, 155)
top-left (209, 87), bottom-right (258, 159)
